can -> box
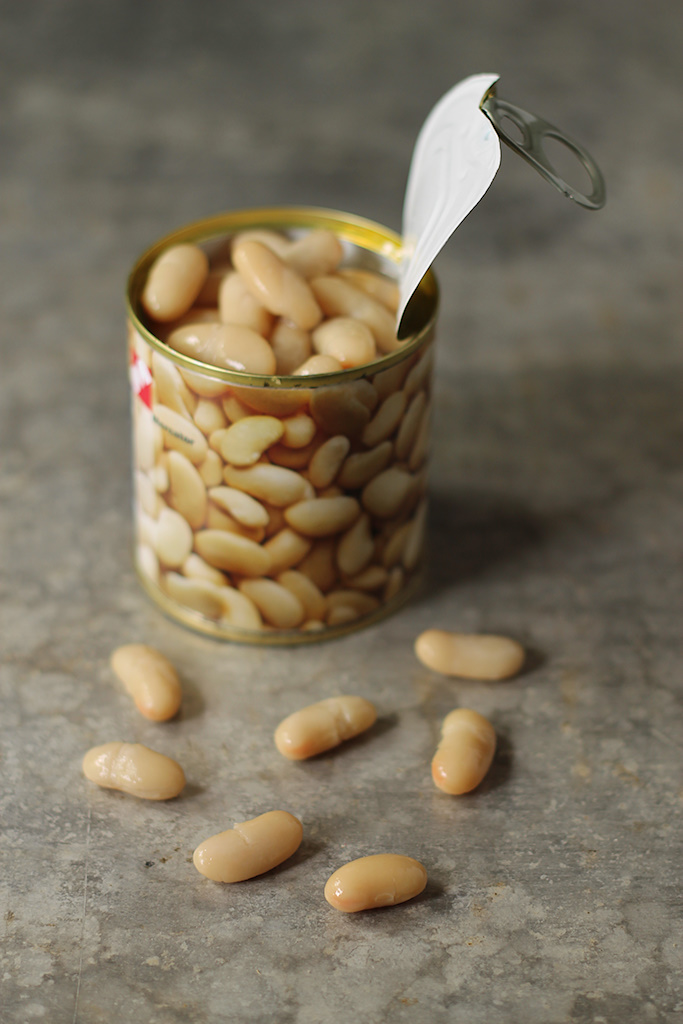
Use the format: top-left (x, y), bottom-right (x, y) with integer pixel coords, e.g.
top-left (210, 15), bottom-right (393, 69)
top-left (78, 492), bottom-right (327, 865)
top-left (125, 207), bottom-right (438, 644)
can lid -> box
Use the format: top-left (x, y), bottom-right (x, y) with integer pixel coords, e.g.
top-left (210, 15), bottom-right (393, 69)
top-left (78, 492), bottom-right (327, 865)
top-left (397, 74), bottom-right (606, 338)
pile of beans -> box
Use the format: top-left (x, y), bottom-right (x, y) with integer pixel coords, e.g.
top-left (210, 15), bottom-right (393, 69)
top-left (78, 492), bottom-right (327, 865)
top-left (130, 227), bottom-right (433, 638)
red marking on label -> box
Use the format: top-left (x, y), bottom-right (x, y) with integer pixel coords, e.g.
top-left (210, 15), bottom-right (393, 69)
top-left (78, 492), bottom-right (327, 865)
top-left (130, 352), bottom-right (153, 409)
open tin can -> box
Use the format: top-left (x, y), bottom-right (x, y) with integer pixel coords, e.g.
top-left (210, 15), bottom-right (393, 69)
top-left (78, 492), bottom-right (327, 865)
top-left (126, 207), bottom-right (438, 644)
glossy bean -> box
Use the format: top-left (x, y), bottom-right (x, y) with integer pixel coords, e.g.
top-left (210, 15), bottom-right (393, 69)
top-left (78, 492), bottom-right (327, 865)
top-left (223, 463), bottom-right (309, 507)
top-left (274, 695), bottom-right (377, 760)
top-left (194, 529), bottom-right (271, 577)
top-left (361, 390), bottom-right (407, 447)
top-left (216, 415), bottom-right (284, 466)
top-left (310, 275), bottom-right (399, 353)
top-left (153, 404), bottom-right (208, 465)
top-left (307, 435), bottom-right (350, 489)
top-left (395, 390), bottom-right (427, 460)
top-left (110, 644), bottom-right (182, 722)
top-left (193, 810), bottom-right (303, 882)
top-left (362, 468), bottom-right (414, 519)
top-left (154, 507), bottom-right (194, 568)
top-left (166, 450), bottom-right (207, 529)
top-left (218, 270), bottom-right (274, 336)
top-left (207, 485), bottom-right (269, 528)
top-left (414, 630), bottom-right (525, 680)
top-left (337, 440), bottom-right (393, 490)
top-left (293, 353), bottom-right (344, 376)
top-left (284, 496), bottom-right (360, 537)
top-left (312, 317), bottom-right (376, 369)
top-left (142, 244), bottom-right (209, 322)
top-left (283, 230), bottom-right (344, 278)
top-left (337, 512), bottom-right (374, 577)
top-left (238, 578), bottom-right (305, 629)
top-left (193, 397), bottom-right (227, 435)
top-left (338, 268), bottom-right (400, 311)
top-left (82, 742), bottom-right (185, 800)
top-left (163, 572), bottom-right (226, 619)
top-left (431, 708), bottom-right (496, 795)
top-left (262, 528), bottom-right (312, 576)
top-left (276, 570), bottom-right (327, 622)
top-left (324, 854), bottom-right (427, 913)
top-left (167, 322), bottom-right (276, 375)
top-left (270, 321), bottom-right (312, 375)
top-left (280, 413), bottom-right (316, 449)
top-left (233, 240), bottom-right (322, 330)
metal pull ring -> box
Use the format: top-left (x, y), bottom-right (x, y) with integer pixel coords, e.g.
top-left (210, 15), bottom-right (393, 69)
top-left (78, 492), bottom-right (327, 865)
top-left (481, 93), bottom-right (606, 210)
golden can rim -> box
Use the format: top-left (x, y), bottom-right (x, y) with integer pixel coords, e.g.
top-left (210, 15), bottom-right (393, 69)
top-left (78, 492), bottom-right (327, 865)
top-left (126, 205), bottom-right (439, 387)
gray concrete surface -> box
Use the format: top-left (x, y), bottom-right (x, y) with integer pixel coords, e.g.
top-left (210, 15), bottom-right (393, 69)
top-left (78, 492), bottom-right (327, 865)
top-left (1, 1), bottom-right (682, 1022)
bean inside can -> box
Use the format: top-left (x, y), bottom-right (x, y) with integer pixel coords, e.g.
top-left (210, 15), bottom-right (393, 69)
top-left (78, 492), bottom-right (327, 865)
top-left (126, 207), bottom-right (438, 644)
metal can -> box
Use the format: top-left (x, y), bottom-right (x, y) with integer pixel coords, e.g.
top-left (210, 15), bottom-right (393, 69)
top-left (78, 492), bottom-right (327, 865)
top-left (126, 207), bottom-right (438, 644)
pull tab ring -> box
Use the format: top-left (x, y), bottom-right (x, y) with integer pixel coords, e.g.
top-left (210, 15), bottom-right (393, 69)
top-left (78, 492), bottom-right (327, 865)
top-left (481, 92), bottom-right (606, 210)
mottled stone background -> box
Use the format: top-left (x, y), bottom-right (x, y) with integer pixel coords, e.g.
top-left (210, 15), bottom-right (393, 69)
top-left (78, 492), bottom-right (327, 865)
top-left (1, 1), bottom-right (681, 1022)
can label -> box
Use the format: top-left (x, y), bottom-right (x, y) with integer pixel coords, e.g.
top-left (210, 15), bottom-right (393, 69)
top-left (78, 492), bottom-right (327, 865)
top-left (130, 349), bottom-right (153, 409)
top-left (127, 322), bottom-right (434, 642)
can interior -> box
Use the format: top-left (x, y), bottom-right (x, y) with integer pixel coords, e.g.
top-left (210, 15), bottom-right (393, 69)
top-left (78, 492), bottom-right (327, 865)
top-left (126, 206), bottom-right (439, 388)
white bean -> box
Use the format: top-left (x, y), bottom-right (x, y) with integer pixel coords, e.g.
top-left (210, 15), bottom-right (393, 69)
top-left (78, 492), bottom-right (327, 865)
top-left (233, 240), bottom-right (322, 330)
top-left (142, 244), bottom-right (209, 322)
top-left (194, 529), bottom-right (271, 577)
top-left (155, 507), bottom-right (194, 568)
top-left (414, 631), bottom-right (525, 680)
top-left (312, 317), bottom-right (376, 369)
top-left (361, 390), bottom-right (407, 447)
top-left (167, 322), bottom-right (276, 375)
top-left (238, 578), bottom-right (305, 629)
top-left (110, 644), bottom-right (182, 721)
top-left (274, 695), bottom-right (377, 760)
top-left (284, 496), bottom-right (360, 537)
top-left (166, 450), bottom-right (207, 529)
top-left (216, 416), bottom-right (284, 466)
top-left (324, 854), bottom-right (427, 912)
top-left (153, 404), bottom-right (208, 465)
top-left (337, 512), bottom-right (374, 577)
top-left (207, 486), bottom-right (269, 528)
top-left (193, 810), bottom-right (303, 883)
top-left (82, 742), bottom-right (185, 800)
top-left (223, 463), bottom-right (309, 507)
top-left (337, 440), bottom-right (393, 490)
top-left (308, 435), bottom-right (350, 489)
top-left (431, 708), bottom-right (496, 794)
top-left (218, 270), bottom-right (274, 336)
top-left (362, 468), bottom-right (414, 519)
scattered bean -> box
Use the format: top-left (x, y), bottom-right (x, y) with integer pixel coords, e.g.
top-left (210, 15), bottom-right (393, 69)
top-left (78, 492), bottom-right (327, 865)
top-left (82, 742), bottom-right (186, 800)
top-left (110, 644), bottom-right (182, 722)
top-left (274, 695), bottom-right (377, 760)
top-left (414, 630), bottom-right (525, 680)
top-left (167, 322), bottom-right (276, 375)
top-left (193, 810), bottom-right (303, 882)
top-left (324, 854), bottom-right (427, 912)
top-left (431, 708), bottom-right (496, 794)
